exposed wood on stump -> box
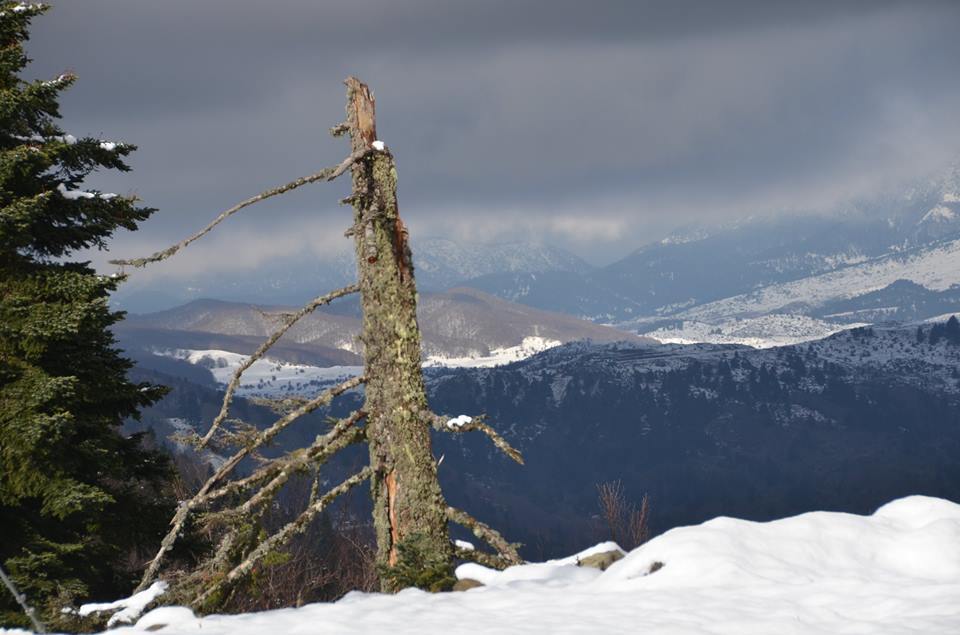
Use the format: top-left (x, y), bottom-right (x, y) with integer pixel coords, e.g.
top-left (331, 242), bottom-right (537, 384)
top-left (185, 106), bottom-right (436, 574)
top-left (343, 77), bottom-right (452, 590)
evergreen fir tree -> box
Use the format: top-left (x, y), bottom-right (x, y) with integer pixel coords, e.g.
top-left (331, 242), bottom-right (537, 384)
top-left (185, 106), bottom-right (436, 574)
top-left (0, 3), bottom-right (173, 626)
top-left (946, 315), bottom-right (960, 345)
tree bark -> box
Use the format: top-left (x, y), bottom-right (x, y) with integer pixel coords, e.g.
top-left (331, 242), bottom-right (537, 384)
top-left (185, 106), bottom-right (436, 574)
top-left (342, 77), bottom-right (451, 590)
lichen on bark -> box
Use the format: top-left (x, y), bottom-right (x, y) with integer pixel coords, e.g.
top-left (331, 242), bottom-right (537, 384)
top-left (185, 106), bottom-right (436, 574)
top-left (343, 77), bottom-right (452, 590)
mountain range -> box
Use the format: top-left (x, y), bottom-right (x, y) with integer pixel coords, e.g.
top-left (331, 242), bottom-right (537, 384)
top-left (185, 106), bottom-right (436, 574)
top-left (426, 319), bottom-right (960, 554)
top-left (112, 238), bottom-right (592, 314)
top-left (115, 287), bottom-right (644, 370)
top-left (113, 161), bottom-right (960, 557)
top-left (125, 317), bottom-right (960, 558)
top-left (114, 165), bottom-right (960, 353)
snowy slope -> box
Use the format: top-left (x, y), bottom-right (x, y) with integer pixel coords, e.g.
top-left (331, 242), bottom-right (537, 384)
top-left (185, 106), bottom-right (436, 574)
top-left (64, 495), bottom-right (960, 635)
top-left (678, 236), bottom-right (960, 321)
top-left (160, 349), bottom-right (362, 398)
top-left (156, 338), bottom-right (564, 398)
top-left (642, 314), bottom-right (865, 348)
top-left (422, 336), bottom-right (562, 368)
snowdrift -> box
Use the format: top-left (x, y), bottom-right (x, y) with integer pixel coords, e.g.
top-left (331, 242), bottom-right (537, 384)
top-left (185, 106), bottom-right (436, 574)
top-left (12, 496), bottom-right (960, 634)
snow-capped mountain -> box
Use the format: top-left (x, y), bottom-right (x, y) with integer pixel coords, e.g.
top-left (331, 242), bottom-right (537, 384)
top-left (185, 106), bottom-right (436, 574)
top-left (126, 301), bottom-right (960, 567)
top-left (670, 234), bottom-right (960, 323)
top-left (464, 212), bottom-right (916, 325)
top-left (114, 166), bottom-right (960, 345)
top-left (461, 166), bottom-right (960, 346)
top-left (412, 238), bottom-right (591, 290)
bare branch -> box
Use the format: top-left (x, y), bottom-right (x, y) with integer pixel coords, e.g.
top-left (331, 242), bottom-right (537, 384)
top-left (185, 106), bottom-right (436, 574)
top-left (198, 283), bottom-right (360, 448)
top-left (136, 375), bottom-right (365, 591)
top-left (192, 466), bottom-right (373, 608)
top-left (0, 564), bottom-right (45, 633)
top-left (247, 395), bottom-right (311, 414)
top-left (221, 419), bottom-right (366, 520)
top-left (205, 410), bottom-right (367, 506)
top-left (109, 149), bottom-right (370, 267)
top-left (453, 546), bottom-right (512, 571)
top-left (446, 506), bottom-right (522, 567)
top-left (432, 414), bottom-right (524, 465)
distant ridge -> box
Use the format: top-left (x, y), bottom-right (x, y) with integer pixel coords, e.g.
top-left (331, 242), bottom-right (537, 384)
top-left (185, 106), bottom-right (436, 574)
top-left (116, 288), bottom-right (646, 365)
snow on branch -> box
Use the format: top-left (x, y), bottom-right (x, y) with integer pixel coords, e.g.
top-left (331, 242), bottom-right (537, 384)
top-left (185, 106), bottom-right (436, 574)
top-left (432, 414), bottom-right (524, 465)
top-left (197, 283), bottom-right (360, 448)
top-left (109, 148), bottom-right (371, 268)
top-left (76, 581), bottom-right (167, 628)
top-left (57, 183), bottom-right (117, 200)
top-left (0, 3), bottom-right (45, 17)
top-left (446, 506), bottom-right (523, 568)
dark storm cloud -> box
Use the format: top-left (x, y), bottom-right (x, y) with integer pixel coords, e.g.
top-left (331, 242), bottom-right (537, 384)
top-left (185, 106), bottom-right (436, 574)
top-left (25, 0), bottom-right (960, 271)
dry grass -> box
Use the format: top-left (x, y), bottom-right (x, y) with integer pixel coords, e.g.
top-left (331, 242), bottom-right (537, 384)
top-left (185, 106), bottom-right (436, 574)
top-left (596, 480), bottom-right (651, 551)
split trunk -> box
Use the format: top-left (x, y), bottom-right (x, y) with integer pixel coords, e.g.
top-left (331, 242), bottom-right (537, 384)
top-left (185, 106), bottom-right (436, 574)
top-left (342, 78), bottom-right (452, 590)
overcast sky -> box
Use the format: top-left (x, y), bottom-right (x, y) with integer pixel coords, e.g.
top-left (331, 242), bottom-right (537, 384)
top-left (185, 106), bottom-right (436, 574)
top-left (26, 0), bottom-right (960, 272)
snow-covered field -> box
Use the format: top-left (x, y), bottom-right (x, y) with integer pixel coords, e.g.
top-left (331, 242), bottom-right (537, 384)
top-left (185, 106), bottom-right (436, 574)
top-left (158, 338), bottom-right (563, 397)
top-left (644, 314), bottom-right (863, 349)
top-left (159, 349), bottom-right (362, 398)
top-left (38, 495), bottom-right (960, 635)
top-left (678, 237), bottom-right (960, 321)
top-left (422, 336), bottom-right (562, 368)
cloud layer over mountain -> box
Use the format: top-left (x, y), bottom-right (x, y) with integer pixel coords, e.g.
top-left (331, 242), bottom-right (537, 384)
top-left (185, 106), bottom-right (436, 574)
top-left (29, 0), bottom-right (960, 272)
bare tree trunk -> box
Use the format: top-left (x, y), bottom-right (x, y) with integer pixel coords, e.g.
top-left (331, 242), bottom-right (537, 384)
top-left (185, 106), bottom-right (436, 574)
top-left (342, 77), bottom-right (452, 590)
top-left (120, 78), bottom-right (521, 603)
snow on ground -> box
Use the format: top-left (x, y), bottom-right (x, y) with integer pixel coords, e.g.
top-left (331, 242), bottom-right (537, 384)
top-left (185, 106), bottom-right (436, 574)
top-left (45, 495), bottom-right (960, 635)
top-left (74, 582), bottom-right (168, 628)
top-left (644, 314), bottom-right (864, 349)
top-left (155, 337), bottom-right (563, 398)
top-left (919, 312), bottom-right (960, 324)
top-left (157, 349), bottom-right (362, 398)
top-left (678, 237), bottom-right (960, 321)
top-left (422, 336), bottom-right (562, 368)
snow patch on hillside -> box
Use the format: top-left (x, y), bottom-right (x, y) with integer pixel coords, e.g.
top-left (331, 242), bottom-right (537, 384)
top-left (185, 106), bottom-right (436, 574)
top-left (423, 336), bottom-right (562, 368)
top-left (156, 349), bottom-right (361, 398)
top-left (86, 495), bottom-right (960, 634)
top-left (919, 312), bottom-right (960, 324)
top-left (645, 314), bottom-right (864, 348)
top-left (921, 205), bottom-right (957, 223)
top-left (156, 338), bottom-right (562, 397)
top-left (680, 238), bottom-right (960, 321)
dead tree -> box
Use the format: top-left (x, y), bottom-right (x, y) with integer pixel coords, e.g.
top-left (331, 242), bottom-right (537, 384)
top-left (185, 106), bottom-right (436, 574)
top-left (341, 78), bottom-right (451, 583)
top-left (111, 77), bottom-right (522, 608)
